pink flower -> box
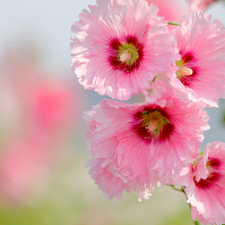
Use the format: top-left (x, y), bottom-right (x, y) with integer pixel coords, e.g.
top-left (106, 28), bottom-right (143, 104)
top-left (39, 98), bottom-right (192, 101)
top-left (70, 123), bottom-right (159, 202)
top-left (71, 0), bottom-right (176, 100)
top-left (84, 81), bottom-right (209, 200)
top-left (168, 11), bottom-right (225, 107)
top-left (173, 142), bottom-right (225, 225)
top-left (187, 0), bottom-right (217, 11)
top-left (145, 0), bottom-right (187, 24)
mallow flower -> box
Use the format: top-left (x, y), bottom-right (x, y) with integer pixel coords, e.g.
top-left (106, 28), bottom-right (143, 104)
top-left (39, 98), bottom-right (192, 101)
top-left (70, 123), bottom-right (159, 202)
top-left (168, 11), bottom-right (225, 107)
top-left (172, 142), bottom-right (225, 225)
top-left (84, 80), bottom-right (209, 200)
top-left (71, 0), bottom-right (176, 100)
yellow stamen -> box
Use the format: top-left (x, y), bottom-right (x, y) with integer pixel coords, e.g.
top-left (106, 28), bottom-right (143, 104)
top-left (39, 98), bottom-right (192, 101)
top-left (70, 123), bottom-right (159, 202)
top-left (142, 110), bottom-right (169, 135)
top-left (118, 44), bottom-right (139, 66)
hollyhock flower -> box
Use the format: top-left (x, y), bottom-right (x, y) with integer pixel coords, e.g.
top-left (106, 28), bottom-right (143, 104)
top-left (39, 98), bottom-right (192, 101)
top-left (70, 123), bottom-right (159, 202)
top-left (84, 80), bottom-right (209, 200)
top-left (187, 0), bottom-right (217, 11)
top-left (168, 11), bottom-right (225, 107)
top-left (71, 0), bottom-right (176, 100)
top-left (172, 142), bottom-right (225, 225)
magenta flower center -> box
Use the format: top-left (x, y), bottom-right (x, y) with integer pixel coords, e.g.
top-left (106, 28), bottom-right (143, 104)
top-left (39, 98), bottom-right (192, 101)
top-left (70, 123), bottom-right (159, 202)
top-left (194, 158), bottom-right (222, 189)
top-left (176, 60), bottom-right (193, 79)
top-left (108, 36), bottom-right (143, 73)
top-left (175, 53), bottom-right (197, 86)
top-left (133, 107), bottom-right (174, 142)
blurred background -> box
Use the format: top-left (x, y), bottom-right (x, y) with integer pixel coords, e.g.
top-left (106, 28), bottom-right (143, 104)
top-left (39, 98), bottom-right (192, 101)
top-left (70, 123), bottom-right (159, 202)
top-left (0, 0), bottom-right (225, 224)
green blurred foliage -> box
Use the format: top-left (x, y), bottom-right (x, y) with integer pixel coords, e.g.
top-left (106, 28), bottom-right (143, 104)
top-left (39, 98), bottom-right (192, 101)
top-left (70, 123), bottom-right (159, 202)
top-left (0, 145), bottom-right (200, 225)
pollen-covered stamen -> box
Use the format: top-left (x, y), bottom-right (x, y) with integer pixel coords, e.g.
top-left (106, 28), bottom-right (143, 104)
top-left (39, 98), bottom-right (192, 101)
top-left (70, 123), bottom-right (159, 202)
top-left (141, 110), bottom-right (170, 136)
top-left (175, 59), bottom-right (193, 80)
top-left (134, 108), bottom-right (173, 142)
top-left (120, 50), bottom-right (131, 62)
top-left (179, 66), bottom-right (193, 76)
top-left (146, 120), bottom-right (158, 132)
top-left (118, 43), bottom-right (139, 66)
top-left (109, 36), bottom-right (143, 73)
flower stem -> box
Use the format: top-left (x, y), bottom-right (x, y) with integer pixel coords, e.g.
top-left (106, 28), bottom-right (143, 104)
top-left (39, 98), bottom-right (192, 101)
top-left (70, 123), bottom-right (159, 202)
top-left (167, 21), bottom-right (181, 26)
top-left (193, 218), bottom-right (200, 225)
top-left (170, 185), bottom-right (185, 192)
top-left (169, 186), bottom-right (201, 225)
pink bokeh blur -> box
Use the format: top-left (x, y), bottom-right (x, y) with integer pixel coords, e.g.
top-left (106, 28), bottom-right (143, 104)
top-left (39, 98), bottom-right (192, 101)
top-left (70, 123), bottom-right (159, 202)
top-left (146, 0), bottom-right (188, 24)
top-left (0, 45), bottom-right (83, 206)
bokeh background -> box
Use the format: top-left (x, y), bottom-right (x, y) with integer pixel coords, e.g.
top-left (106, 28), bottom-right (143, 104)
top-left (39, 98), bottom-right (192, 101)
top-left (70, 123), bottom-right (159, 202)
top-left (1, 0), bottom-right (225, 224)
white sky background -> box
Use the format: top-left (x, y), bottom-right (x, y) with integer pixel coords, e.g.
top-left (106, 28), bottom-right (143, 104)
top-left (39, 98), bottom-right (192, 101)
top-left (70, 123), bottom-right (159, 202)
top-left (0, 0), bottom-right (95, 69)
top-left (1, 0), bottom-right (225, 149)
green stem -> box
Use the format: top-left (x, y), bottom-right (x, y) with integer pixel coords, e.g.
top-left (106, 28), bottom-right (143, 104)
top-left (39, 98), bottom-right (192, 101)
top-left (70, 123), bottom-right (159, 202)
top-left (169, 185), bottom-right (201, 225)
top-left (167, 21), bottom-right (181, 26)
top-left (193, 218), bottom-right (200, 225)
top-left (169, 185), bottom-right (185, 192)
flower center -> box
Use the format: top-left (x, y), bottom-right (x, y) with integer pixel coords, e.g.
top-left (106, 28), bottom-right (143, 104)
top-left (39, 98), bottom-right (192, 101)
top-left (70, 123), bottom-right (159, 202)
top-left (109, 36), bottom-right (143, 73)
top-left (175, 60), bottom-right (193, 79)
top-left (118, 44), bottom-right (139, 66)
top-left (120, 50), bottom-right (131, 62)
top-left (146, 120), bottom-right (158, 132)
top-left (193, 158), bottom-right (221, 189)
top-left (142, 110), bottom-right (169, 135)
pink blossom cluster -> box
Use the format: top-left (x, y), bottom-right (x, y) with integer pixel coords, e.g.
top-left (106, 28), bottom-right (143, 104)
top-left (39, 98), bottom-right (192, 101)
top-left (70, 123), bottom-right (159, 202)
top-left (71, 0), bottom-right (225, 224)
